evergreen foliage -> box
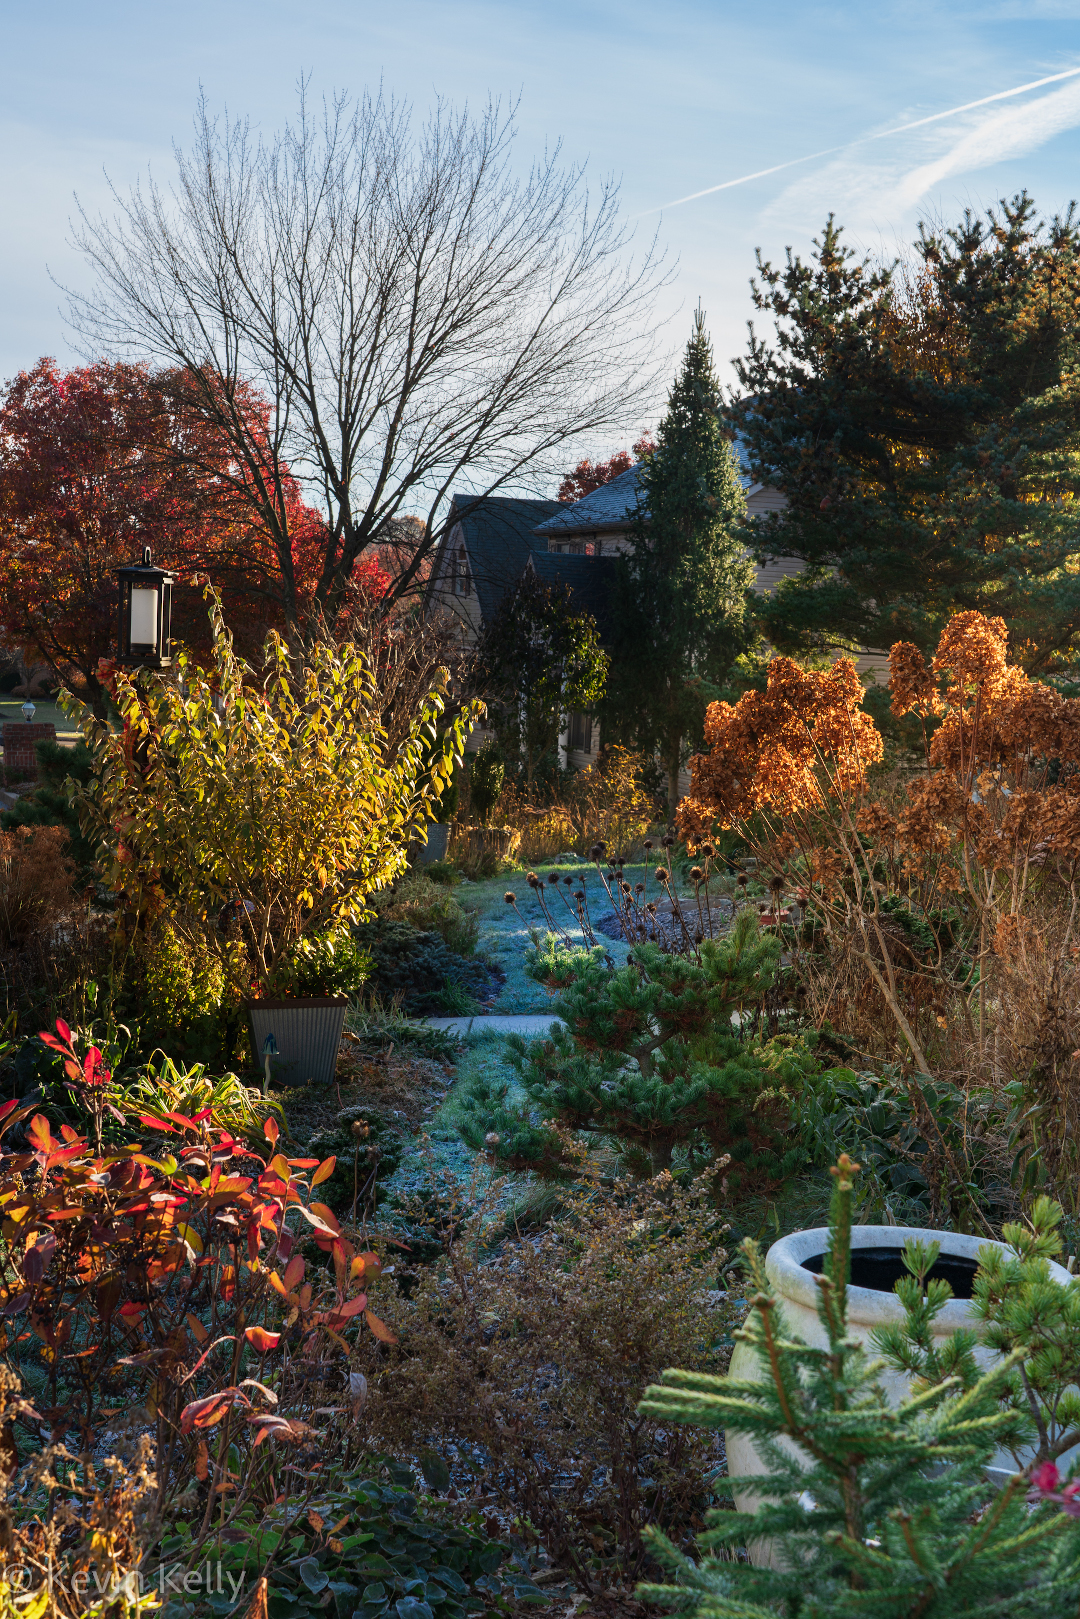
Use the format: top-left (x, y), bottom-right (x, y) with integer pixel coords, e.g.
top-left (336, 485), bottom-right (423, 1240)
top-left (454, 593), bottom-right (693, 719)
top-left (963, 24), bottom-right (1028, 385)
top-left (476, 571), bottom-right (608, 786)
top-left (729, 197), bottom-right (1080, 669)
top-left (874, 1196), bottom-right (1080, 1469)
top-left (605, 308), bottom-right (755, 819)
top-left (456, 908), bottom-right (814, 1183)
top-left (638, 1156), bottom-right (1080, 1618)
top-left (468, 741), bottom-right (505, 826)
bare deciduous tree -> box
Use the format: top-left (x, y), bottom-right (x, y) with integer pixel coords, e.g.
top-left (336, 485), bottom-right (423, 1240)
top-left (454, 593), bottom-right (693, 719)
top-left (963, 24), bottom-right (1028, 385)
top-left (66, 87), bottom-right (667, 633)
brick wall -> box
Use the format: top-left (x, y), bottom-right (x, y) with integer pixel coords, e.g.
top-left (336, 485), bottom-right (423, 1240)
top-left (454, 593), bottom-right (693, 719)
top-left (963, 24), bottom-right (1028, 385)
top-left (2, 723), bottom-right (56, 782)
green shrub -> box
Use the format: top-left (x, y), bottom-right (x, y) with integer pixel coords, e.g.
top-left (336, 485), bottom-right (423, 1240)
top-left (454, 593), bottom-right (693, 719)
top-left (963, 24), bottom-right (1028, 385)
top-left (133, 916), bottom-right (247, 1064)
top-left (269, 929), bottom-right (374, 999)
top-left (375, 871), bottom-right (478, 955)
top-left (354, 917), bottom-right (492, 1016)
top-left (304, 1102), bottom-right (405, 1216)
top-left (458, 910), bottom-right (815, 1186)
top-left (468, 741), bottom-right (504, 826)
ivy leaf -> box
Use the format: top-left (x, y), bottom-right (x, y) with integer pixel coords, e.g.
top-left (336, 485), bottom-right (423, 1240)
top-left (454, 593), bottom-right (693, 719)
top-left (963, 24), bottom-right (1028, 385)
top-left (298, 1557), bottom-right (329, 1593)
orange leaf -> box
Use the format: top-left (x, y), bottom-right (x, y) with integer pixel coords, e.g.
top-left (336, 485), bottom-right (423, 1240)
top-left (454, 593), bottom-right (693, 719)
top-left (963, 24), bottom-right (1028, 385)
top-left (309, 1202), bottom-right (341, 1232)
top-left (186, 1313), bottom-right (210, 1346)
top-left (242, 1577), bottom-right (269, 1619)
top-left (364, 1309), bottom-right (397, 1345)
top-left (267, 1271), bottom-right (289, 1298)
top-left (268, 1154), bottom-right (293, 1184)
top-left (327, 1294), bottom-right (367, 1324)
top-left (194, 1440), bottom-right (209, 1481)
top-left (263, 1118), bottom-right (279, 1147)
top-left (311, 1156), bottom-right (337, 1187)
top-left (27, 1116), bottom-right (54, 1154)
top-left (283, 1255), bottom-right (305, 1291)
top-left (244, 1327), bottom-right (281, 1353)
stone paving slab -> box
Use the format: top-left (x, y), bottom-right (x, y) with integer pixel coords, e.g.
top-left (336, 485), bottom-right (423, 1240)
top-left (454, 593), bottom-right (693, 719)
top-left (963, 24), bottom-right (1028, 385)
top-left (418, 1012), bottom-right (565, 1038)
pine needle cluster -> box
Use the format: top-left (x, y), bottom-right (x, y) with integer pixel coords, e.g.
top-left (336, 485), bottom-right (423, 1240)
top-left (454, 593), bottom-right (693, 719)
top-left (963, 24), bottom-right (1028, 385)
top-left (638, 1156), bottom-right (1080, 1617)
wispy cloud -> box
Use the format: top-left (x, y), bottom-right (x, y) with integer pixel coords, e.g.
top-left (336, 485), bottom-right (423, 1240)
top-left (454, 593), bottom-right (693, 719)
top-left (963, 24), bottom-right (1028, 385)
top-left (636, 66), bottom-right (1080, 216)
top-left (895, 76), bottom-right (1080, 205)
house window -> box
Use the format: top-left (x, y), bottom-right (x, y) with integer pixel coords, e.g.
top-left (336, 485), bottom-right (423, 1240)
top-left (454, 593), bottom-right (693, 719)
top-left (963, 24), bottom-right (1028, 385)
top-left (568, 711), bottom-right (593, 754)
top-left (451, 546), bottom-right (471, 595)
top-left (548, 538), bottom-right (602, 556)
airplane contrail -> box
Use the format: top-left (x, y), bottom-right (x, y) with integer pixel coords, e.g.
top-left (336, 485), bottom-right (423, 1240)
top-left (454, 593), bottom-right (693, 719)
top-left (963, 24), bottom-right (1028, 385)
top-left (636, 65), bottom-right (1080, 216)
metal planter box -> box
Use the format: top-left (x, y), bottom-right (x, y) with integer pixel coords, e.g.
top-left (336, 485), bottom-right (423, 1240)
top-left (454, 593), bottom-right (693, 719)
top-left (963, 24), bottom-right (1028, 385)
top-left (248, 997), bottom-right (348, 1088)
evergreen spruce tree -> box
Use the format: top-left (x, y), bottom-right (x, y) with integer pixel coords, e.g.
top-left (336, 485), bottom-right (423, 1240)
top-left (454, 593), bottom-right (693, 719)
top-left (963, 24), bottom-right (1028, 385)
top-left (637, 1156), bottom-right (1080, 1618)
top-left (604, 308), bottom-right (755, 822)
top-left (456, 908), bottom-right (816, 1184)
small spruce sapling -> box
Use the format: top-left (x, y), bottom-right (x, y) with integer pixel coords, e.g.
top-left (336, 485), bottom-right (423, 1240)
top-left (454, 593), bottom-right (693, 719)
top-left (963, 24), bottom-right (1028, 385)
top-left (637, 1155), bottom-right (1080, 1617)
top-left (457, 908), bottom-right (814, 1183)
top-left (874, 1196), bottom-right (1080, 1472)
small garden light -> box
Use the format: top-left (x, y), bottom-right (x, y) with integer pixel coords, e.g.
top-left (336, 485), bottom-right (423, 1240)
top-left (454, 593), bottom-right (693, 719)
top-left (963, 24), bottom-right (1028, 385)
top-left (20, 700), bottom-right (35, 723)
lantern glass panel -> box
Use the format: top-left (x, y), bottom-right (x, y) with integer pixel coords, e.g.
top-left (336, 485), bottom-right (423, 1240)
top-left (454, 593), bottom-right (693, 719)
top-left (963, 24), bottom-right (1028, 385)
top-left (129, 587), bottom-right (158, 647)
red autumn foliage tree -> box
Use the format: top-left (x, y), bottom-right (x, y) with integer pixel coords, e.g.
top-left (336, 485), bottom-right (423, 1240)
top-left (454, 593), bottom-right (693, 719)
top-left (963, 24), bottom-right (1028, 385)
top-left (557, 433), bottom-right (655, 503)
top-left (0, 358), bottom-right (247, 710)
top-left (0, 358), bottom-right (383, 714)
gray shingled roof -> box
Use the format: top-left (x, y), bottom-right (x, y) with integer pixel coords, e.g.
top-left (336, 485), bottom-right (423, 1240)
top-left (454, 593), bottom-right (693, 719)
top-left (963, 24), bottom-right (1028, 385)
top-left (534, 443), bottom-right (760, 538)
top-left (439, 492), bottom-right (565, 626)
top-left (533, 465), bottom-right (643, 535)
top-left (527, 552), bottom-right (618, 646)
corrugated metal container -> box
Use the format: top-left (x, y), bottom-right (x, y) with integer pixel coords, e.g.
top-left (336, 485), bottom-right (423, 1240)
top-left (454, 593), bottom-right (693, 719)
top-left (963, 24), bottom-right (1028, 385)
top-left (248, 998), bottom-right (348, 1088)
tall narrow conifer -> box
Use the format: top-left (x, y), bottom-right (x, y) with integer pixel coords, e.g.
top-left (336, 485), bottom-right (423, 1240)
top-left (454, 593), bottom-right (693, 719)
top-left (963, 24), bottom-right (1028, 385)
top-left (605, 309), bottom-right (754, 821)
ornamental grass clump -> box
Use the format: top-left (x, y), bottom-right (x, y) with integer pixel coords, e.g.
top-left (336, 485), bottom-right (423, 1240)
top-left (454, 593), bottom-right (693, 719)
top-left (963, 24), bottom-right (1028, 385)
top-left (639, 1156), bottom-right (1080, 1618)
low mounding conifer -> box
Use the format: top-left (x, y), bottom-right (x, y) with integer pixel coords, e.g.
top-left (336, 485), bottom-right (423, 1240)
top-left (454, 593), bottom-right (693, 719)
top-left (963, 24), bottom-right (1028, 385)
top-left (457, 908), bottom-right (817, 1185)
top-left (637, 1155), bottom-right (1080, 1618)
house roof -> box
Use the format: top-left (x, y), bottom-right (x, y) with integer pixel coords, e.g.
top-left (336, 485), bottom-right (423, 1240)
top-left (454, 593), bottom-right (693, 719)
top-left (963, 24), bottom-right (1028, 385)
top-left (533, 465), bottom-right (643, 536)
top-left (527, 552), bottom-right (618, 646)
top-left (533, 441), bottom-right (764, 538)
top-left (439, 492), bottom-right (565, 625)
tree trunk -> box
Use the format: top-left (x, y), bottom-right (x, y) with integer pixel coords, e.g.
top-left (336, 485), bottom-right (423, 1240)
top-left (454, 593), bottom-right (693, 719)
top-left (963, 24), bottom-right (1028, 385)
top-left (649, 1135), bottom-right (674, 1175)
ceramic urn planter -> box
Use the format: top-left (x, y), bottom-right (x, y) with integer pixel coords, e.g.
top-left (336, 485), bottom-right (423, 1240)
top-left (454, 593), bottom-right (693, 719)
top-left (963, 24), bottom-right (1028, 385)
top-left (726, 1223), bottom-right (1077, 1560)
top-left (248, 997), bottom-right (349, 1088)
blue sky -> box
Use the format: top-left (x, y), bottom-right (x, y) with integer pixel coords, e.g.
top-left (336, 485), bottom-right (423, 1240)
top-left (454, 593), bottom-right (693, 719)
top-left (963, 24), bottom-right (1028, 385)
top-left (4, 0), bottom-right (1080, 450)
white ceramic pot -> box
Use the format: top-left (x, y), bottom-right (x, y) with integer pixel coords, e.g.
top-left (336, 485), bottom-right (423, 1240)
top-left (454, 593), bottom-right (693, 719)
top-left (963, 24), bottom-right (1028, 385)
top-left (726, 1224), bottom-right (1076, 1561)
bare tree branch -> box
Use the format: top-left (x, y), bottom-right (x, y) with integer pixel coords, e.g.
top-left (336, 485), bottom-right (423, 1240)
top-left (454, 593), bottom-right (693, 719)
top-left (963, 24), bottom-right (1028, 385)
top-left (63, 85), bottom-right (669, 633)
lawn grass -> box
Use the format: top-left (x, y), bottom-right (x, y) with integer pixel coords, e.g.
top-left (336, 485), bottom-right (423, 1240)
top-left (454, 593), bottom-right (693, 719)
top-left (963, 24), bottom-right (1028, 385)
top-left (0, 697), bottom-right (80, 742)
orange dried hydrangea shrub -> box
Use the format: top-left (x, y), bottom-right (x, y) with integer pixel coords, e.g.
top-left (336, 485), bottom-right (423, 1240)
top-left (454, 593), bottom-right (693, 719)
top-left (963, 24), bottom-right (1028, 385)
top-left (680, 656), bottom-right (882, 841)
top-left (679, 614), bottom-right (1080, 1084)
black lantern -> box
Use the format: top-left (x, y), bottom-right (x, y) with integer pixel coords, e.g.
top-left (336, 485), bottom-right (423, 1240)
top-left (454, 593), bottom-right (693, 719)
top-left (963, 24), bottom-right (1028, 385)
top-left (116, 547), bottom-right (176, 669)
